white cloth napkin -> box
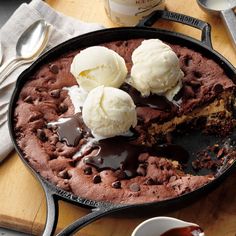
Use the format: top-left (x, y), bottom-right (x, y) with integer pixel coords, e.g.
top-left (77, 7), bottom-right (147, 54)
top-left (0, 0), bottom-right (103, 162)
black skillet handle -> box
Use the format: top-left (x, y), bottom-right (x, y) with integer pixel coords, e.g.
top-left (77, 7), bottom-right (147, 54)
top-left (56, 204), bottom-right (123, 236)
top-left (41, 180), bottom-right (59, 236)
top-left (40, 178), bottom-right (127, 236)
top-left (137, 10), bottom-right (213, 49)
top-left (41, 180), bottom-right (108, 236)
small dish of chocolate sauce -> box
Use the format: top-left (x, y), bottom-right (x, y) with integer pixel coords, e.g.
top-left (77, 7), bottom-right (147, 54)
top-left (131, 217), bottom-right (204, 236)
top-left (160, 225), bottom-right (203, 236)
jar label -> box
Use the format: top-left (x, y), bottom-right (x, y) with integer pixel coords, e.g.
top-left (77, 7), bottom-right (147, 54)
top-left (105, 0), bottom-right (165, 26)
top-left (109, 0), bottom-right (163, 15)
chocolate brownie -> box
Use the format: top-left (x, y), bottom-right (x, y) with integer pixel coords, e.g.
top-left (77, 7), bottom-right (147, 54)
top-left (14, 39), bottom-right (236, 204)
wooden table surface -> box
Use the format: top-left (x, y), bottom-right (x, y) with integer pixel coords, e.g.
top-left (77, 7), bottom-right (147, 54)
top-left (0, 0), bottom-right (236, 235)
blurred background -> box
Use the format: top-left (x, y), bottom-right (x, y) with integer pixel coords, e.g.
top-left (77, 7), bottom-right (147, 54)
top-left (0, 0), bottom-right (31, 27)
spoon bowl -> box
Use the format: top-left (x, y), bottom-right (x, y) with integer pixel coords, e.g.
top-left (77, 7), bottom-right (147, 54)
top-left (197, 0), bottom-right (236, 13)
top-left (17, 20), bottom-right (49, 59)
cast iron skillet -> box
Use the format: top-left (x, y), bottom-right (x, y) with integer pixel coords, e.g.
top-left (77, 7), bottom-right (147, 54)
top-left (8, 10), bottom-right (236, 236)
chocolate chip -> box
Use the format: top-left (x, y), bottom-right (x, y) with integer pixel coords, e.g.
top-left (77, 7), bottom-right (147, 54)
top-left (83, 166), bottom-right (92, 175)
top-left (29, 112), bottom-right (43, 122)
top-left (59, 103), bottom-right (68, 113)
top-left (112, 181), bottom-right (121, 189)
top-left (50, 89), bottom-right (60, 98)
top-left (136, 166), bottom-right (146, 176)
top-left (184, 85), bottom-right (195, 98)
top-left (97, 157), bottom-right (103, 164)
top-left (93, 174), bottom-right (101, 184)
top-left (129, 183), bottom-right (140, 192)
top-left (193, 71), bottom-right (202, 78)
top-left (146, 178), bottom-right (155, 185)
top-left (115, 41), bottom-right (123, 47)
top-left (49, 64), bottom-right (59, 74)
top-left (58, 170), bottom-right (69, 179)
top-left (37, 129), bottom-right (48, 141)
top-left (69, 161), bottom-right (76, 167)
top-left (24, 95), bottom-right (33, 103)
top-left (160, 165), bottom-right (164, 170)
top-left (115, 170), bottom-right (127, 180)
top-left (213, 84), bottom-right (223, 94)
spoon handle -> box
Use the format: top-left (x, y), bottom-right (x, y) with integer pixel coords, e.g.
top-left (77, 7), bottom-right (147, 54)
top-left (221, 9), bottom-right (236, 51)
top-left (0, 57), bottom-right (21, 79)
top-left (0, 58), bottom-right (28, 85)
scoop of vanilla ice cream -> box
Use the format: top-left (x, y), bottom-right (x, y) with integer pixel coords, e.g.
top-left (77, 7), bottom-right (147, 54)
top-left (130, 39), bottom-right (184, 100)
top-left (82, 86), bottom-right (137, 138)
top-left (70, 46), bottom-right (127, 92)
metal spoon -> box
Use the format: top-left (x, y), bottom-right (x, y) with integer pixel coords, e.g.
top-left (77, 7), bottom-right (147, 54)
top-left (0, 19), bottom-right (50, 85)
top-left (197, 0), bottom-right (236, 50)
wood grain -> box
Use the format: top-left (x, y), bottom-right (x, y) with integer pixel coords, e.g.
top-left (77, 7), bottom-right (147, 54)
top-left (0, 0), bottom-right (236, 235)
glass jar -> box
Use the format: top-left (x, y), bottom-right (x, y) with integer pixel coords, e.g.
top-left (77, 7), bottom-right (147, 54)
top-left (104, 0), bottom-right (165, 26)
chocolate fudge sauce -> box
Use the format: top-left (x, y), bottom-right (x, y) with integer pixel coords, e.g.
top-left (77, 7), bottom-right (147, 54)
top-left (84, 139), bottom-right (189, 178)
top-left (160, 225), bottom-right (203, 236)
top-left (47, 113), bottom-right (90, 146)
top-left (49, 113), bottom-right (189, 178)
top-left (84, 138), bottom-right (142, 178)
top-left (122, 84), bottom-right (174, 111)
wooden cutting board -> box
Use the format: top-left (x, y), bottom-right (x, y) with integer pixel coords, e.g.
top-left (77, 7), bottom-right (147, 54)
top-left (0, 0), bottom-right (236, 235)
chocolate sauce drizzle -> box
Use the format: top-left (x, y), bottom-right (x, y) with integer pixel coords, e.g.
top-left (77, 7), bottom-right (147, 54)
top-left (48, 112), bottom-right (189, 178)
top-left (47, 113), bottom-right (90, 146)
top-left (84, 138), bottom-right (189, 178)
top-left (160, 225), bottom-right (203, 236)
top-left (121, 83), bottom-right (174, 111)
top-left (84, 138), bottom-right (142, 178)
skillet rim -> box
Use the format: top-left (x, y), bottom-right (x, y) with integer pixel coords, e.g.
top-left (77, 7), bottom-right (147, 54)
top-left (8, 26), bottom-right (236, 210)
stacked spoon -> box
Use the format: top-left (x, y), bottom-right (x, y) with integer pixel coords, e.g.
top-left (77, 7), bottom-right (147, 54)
top-left (0, 19), bottom-right (50, 85)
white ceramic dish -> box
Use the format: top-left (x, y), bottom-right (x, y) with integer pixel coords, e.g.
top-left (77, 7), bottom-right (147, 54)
top-left (131, 216), bottom-right (205, 236)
